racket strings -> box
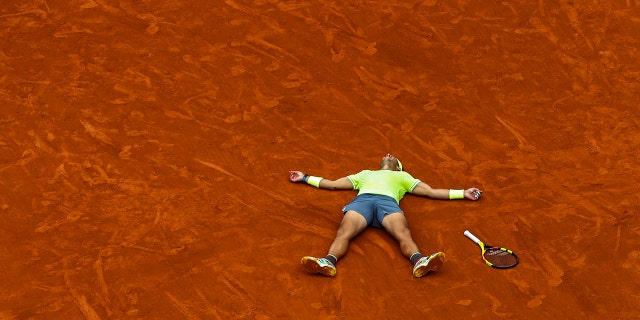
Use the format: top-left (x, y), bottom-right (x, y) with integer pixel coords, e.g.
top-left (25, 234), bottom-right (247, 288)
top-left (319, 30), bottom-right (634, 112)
top-left (484, 248), bottom-right (518, 267)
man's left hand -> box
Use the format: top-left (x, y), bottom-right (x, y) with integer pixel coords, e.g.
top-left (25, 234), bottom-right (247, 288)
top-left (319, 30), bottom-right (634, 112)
top-left (465, 188), bottom-right (483, 200)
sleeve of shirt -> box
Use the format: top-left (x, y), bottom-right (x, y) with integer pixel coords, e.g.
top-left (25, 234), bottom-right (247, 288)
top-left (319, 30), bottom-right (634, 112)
top-left (403, 173), bottom-right (421, 193)
top-left (347, 170), bottom-right (366, 190)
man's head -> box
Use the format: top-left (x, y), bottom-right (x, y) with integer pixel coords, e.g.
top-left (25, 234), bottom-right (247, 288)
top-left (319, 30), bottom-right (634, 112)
top-left (381, 153), bottom-right (403, 171)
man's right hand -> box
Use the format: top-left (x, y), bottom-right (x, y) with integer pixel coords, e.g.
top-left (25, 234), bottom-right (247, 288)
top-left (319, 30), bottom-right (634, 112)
top-left (289, 171), bottom-right (305, 182)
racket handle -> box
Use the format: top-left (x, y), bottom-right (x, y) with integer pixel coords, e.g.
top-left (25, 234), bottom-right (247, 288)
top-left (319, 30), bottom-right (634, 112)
top-left (464, 230), bottom-right (481, 244)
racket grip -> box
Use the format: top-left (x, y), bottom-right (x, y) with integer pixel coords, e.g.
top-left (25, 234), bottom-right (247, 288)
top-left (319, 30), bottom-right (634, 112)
top-left (464, 230), bottom-right (481, 244)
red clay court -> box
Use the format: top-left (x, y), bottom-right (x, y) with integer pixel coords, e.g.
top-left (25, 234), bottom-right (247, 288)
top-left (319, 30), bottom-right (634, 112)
top-left (1, 1), bottom-right (639, 319)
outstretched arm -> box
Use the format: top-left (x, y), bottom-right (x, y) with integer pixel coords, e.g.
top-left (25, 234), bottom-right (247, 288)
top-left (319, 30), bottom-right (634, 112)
top-left (289, 170), bottom-right (353, 190)
top-left (411, 181), bottom-right (482, 200)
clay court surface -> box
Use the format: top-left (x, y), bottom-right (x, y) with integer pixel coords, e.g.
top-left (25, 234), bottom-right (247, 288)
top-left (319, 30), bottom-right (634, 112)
top-left (1, 1), bottom-right (640, 319)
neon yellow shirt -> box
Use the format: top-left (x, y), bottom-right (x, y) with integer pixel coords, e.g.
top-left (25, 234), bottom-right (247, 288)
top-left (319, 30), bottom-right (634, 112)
top-left (347, 170), bottom-right (421, 204)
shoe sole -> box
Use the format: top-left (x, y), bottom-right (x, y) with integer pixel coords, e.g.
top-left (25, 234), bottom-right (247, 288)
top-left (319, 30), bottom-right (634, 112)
top-left (413, 252), bottom-right (445, 278)
top-left (301, 257), bottom-right (336, 277)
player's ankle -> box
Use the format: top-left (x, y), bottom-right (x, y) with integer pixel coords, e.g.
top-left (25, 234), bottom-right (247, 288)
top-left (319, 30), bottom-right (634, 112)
top-left (325, 254), bottom-right (337, 265)
top-left (410, 252), bottom-right (423, 265)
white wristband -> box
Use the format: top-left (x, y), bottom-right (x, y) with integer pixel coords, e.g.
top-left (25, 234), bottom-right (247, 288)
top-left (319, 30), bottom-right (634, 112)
top-left (306, 176), bottom-right (322, 188)
top-left (449, 189), bottom-right (465, 200)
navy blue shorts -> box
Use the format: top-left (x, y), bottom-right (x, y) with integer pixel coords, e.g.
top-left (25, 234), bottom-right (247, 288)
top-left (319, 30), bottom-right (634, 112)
top-left (342, 193), bottom-right (403, 228)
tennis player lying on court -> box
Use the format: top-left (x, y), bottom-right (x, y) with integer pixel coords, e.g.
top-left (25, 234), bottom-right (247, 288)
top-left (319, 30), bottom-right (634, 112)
top-left (289, 153), bottom-right (482, 278)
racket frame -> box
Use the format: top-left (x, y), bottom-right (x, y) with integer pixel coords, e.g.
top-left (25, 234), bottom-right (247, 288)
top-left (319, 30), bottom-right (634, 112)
top-left (464, 230), bottom-right (519, 269)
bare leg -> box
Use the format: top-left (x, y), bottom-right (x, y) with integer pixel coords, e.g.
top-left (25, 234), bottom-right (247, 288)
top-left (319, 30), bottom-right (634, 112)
top-left (301, 210), bottom-right (369, 276)
top-left (382, 212), bottom-right (444, 277)
top-left (327, 210), bottom-right (368, 260)
top-left (380, 212), bottom-right (420, 258)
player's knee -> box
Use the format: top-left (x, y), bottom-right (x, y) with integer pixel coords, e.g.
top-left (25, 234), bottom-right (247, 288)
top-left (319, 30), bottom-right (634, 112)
top-left (394, 226), bottom-right (412, 241)
top-left (335, 224), bottom-right (357, 239)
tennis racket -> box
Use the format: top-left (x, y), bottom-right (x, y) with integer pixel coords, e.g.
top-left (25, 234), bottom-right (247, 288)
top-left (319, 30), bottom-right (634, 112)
top-left (464, 230), bottom-right (519, 269)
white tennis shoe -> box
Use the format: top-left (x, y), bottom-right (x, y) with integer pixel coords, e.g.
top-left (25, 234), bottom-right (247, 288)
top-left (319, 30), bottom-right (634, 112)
top-left (412, 252), bottom-right (445, 278)
top-left (301, 256), bottom-right (337, 277)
